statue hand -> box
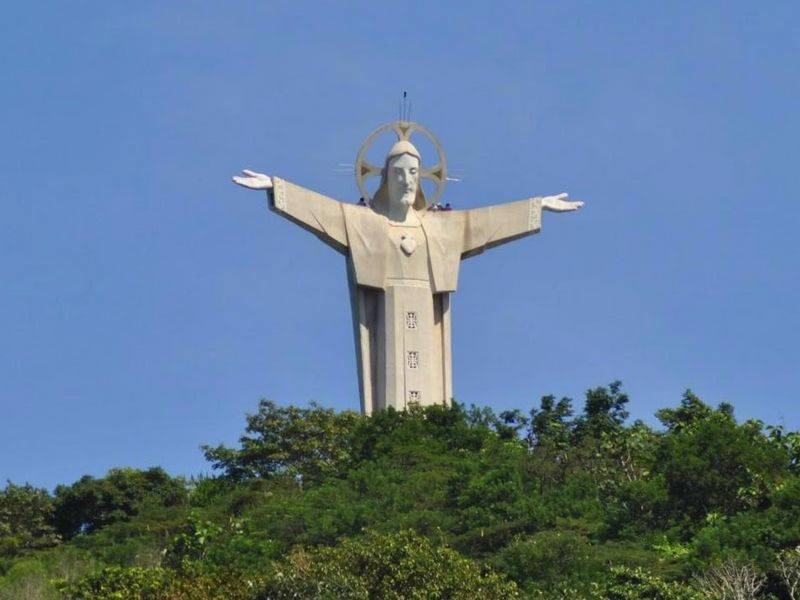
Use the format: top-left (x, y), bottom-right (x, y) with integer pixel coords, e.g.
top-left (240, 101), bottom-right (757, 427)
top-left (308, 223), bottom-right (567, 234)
top-left (541, 193), bottom-right (584, 212)
top-left (232, 169), bottom-right (273, 190)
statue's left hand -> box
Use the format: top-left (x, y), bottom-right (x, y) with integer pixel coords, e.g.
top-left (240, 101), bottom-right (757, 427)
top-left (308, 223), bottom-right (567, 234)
top-left (232, 169), bottom-right (273, 190)
top-left (542, 193), bottom-right (584, 212)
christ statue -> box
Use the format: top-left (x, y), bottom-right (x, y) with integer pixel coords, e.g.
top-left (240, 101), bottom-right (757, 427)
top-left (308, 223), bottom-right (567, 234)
top-left (233, 121), bottom-right (582, 415)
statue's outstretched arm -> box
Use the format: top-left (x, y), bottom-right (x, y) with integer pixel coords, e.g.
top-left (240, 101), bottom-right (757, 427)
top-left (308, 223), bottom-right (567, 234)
top-left (460, 193), bottom-right (583, 258)
top-left (232, 170), bottom-right (348, 253)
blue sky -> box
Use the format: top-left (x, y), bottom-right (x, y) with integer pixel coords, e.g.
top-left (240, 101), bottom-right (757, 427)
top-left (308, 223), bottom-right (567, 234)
top-left (2, 2), bottom-right (798, 490)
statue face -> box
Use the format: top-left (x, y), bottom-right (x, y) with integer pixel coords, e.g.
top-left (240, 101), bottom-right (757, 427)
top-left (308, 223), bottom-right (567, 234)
top-left (386, 153), bottom-right (420, 208)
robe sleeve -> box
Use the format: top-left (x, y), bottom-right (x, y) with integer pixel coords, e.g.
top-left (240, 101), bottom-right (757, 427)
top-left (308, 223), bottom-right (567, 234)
top-left (461, 197), bottom-right (542, 259)
top-left (267, 177), bottom-right (349, 253)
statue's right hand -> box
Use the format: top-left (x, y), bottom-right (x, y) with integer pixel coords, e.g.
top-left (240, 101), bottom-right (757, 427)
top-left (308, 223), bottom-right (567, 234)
top-left (232, 169), bottom-right (273, 190)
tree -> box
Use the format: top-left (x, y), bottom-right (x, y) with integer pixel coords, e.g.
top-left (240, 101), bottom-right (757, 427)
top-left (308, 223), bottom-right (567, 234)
top-left (0, 482), bottom-right (59, 556)
top-left (526, 395), bottom-right (574, 449)
top-left (575, 381), bottom-right (629, 439)
top-left (202, 400), bottom-right (362, 483)
top-left (490, 530), bottom-right (591, 590)
top-left (593, 566), bottom-right (704, 599)
top-left (447, 436), bottom-right (531, 552)
top-left (656, 390), bottom-right (713, 432)
top-left (767, 426), bottom-right (800, 474)
top-left (695, 559), bottom-right (766, 600)
top-left (258, 530), bottom-right (519, 599)
top-left (56, 566), bottom-right (171, 600)
top-left (52, 468), bottom-right (186, 539)
top-left (496, 409), bottom-right (530, 441)
top-left (655, 406), bottom-right (788, 523)
top-left (520, 395), bottom-right (575, 495)
top-left (595, 419), bottom-right (664, 538)
top-left (777, 546), bottom-right (800, 600)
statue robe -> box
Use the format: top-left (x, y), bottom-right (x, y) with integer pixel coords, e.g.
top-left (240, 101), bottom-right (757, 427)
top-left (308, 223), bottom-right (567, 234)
top-left (268, 177), bottom-right (542, 415)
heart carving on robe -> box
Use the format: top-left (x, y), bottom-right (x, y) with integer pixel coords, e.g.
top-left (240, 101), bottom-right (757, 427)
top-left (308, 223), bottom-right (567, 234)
top-left (400, 234), bottom-right (417, 256)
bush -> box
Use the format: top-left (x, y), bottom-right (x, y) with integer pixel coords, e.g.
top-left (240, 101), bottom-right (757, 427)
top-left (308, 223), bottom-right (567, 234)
top-left (53, 468), bottom-right (187, 540)
top-left (164, 512), bottom-right (280, 573)
top-left (0, 559), bottom-right (57, 600)
top-left (58, 564), bottom-right (266, 600)
top-left (491, 530), bottom-right (592, 589)
top-left (592, 566), bottom-right (705, 599)
top-left (258, 529), bottom-right (519, 599)
top-left (56, 566), bottom-right (170, 599)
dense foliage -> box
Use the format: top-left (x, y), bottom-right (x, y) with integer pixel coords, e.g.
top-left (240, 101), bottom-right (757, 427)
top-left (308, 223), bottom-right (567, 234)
top-left (3, 383), bottom-right (800, 599)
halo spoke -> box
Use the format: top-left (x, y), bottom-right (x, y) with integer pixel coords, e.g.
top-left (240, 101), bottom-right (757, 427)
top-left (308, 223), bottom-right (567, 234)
top-left (359, 162), bottom-right (381, 178)
top-left (392, 122), bottom-right (414, 141)
top-left (422, 163), bottom-right (444, 182)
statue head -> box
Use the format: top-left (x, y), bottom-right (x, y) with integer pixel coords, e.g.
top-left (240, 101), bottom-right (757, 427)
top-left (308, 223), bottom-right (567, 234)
top-left (371, 140), bottom-right (427, 213)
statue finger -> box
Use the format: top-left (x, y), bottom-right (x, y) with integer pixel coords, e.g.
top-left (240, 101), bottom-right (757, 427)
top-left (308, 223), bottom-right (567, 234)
top-left (242, 169), bottom-right (260, 177)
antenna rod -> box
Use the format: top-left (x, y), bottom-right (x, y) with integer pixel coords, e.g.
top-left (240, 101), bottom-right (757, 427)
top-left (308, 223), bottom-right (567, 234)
top-left (400, 91), bottom-right (408, 121)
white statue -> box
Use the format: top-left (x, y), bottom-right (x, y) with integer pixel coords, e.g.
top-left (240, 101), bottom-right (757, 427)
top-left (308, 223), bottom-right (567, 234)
top-left (233, 121), bottom-right (582, 415)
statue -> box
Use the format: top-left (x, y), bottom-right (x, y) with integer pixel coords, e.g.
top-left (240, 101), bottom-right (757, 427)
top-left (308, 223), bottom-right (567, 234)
top-left (233, 121), bottom-right (583, 415)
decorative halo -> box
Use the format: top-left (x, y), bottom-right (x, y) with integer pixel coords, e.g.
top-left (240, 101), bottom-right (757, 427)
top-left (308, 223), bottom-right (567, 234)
top-left (355, 120), bottom-right (448, 206)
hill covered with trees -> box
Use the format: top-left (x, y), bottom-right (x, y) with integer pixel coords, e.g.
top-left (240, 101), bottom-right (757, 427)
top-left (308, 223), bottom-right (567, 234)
top-left (2, 382), bottom-right (800, 599)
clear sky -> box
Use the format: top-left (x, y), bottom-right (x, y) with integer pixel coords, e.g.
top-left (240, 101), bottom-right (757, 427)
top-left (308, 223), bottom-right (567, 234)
top-left (2, 2), bottom-right (798, 490)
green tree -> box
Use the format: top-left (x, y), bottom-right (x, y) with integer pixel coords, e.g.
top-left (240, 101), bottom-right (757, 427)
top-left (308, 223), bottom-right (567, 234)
top-left (202, 400), bottom-right (362, 483)
top-left (768, 425), bottom-right (800, 474)
top-left (56, 566), bottom-right (170, 600)
top-left (163, 511), bottom-right (279, 573)
top-left (491, 530), bottom-right (592, 589)
top-left (690, 475), bottom-right (800, 570)
top-left (592, 566), bottom-right (704, 599)
top-left (447, 436), bottom-right (533, 553)
top-left (527, 394), bottom-right (574, 448)
top-left (53, 468), bottom-right (186, 540)
top-left (575, 380), bottom-right (630, 439)
top-left (597, 422), bottom-right (665, 537)
top-left (655, 390), bottom-right (713, 433)
top-left (655, 406), bottom-right (788, 525)
top-left (494, 409), bottom-right (530, 441)
top-left (259, 529), bottom-right (519, 599)
top-left (519, 395), bottom-right (575, 496)
top-left (0, 482), bottom-right (59, 557)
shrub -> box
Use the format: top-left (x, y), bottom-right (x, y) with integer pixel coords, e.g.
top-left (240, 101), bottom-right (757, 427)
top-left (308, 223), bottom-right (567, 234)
top-left (592, 566), bottom-right (705, 599)
top-left (56, 566), bottom-right (170, 599)
top-left (258, 529), bottom-right (519, 599)
top-left (491, 530), bottom-right (592, 588)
